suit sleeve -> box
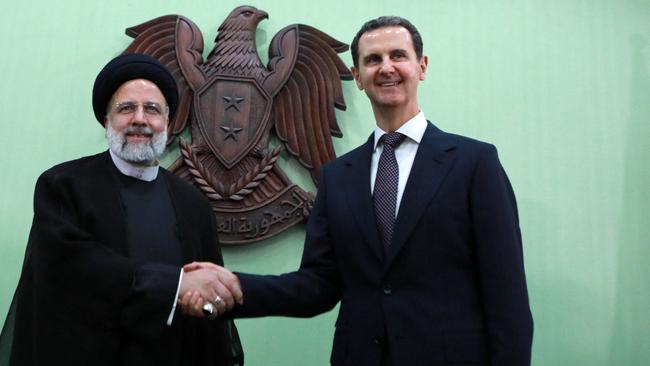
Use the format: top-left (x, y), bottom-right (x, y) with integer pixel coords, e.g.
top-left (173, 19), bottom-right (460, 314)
top-left (470, 145), bottom-right (533, 365)
top-left (232, 167), bottom-right (341, 318)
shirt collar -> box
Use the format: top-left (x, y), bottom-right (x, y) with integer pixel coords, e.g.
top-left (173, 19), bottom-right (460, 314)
top-left (109, 149), bottom-right (159, 182)
top-left (373, 111), bottom-right (428, 151)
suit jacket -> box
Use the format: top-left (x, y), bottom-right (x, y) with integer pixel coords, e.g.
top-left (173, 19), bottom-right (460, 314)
top-left (235, 122), bottom-right (533, 366)
top-left (1, 151), bottom-right (243, 366)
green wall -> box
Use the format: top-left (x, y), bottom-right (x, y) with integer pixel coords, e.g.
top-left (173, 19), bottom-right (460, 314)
top-left (1, 1), bottom-right (648, 365)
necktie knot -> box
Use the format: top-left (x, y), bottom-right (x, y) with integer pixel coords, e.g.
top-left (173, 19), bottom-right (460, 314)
top-left (381, 132), bottom-right (406, 150)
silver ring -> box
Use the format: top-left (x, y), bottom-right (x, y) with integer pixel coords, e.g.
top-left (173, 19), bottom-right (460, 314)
top-left (202, 302), bottom-right (215, 316)
top-left (213, 295), bottom-right (223, 305)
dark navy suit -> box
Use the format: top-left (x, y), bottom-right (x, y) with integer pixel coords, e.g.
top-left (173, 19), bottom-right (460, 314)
top-left (235, 122), bottom-right (533, 365)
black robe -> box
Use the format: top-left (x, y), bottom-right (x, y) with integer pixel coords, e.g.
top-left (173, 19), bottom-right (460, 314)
top-left (0, 151), bottom-right (243, 365)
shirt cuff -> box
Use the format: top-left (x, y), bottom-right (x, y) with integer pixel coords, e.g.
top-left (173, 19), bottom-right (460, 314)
top-left (166, 268), bottom-right (183, 326)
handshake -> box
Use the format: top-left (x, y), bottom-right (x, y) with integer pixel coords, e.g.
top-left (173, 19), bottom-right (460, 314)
top-left (177, 261), bottom-right (242, 319)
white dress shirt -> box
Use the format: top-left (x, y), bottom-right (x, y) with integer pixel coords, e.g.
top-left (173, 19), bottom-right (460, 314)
top-left (108, 150), bottom-right (182, 325)
top-left (370, 111), bottom-right (428, 217)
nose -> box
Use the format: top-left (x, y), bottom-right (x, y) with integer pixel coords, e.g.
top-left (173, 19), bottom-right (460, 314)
top-left (379, 58), bottom-right (396, 74)
top-left (131, 105), bottom-right (147, 123)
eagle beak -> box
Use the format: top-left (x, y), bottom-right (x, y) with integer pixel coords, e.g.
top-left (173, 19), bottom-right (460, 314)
top-left (257, 10), bottom-right (269, 21)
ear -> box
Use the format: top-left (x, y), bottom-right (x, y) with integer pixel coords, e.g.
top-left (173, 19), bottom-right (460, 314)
top-left (419, 55), bottom-right (429, 81)
top-left (350, 66), bottom-right (364, 90)
top-left (103, 116), bottom-right (109, 128)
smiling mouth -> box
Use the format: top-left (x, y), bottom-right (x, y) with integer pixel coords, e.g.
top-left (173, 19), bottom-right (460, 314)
top-left (126, 133), bottom-right (153, 140)
top-left (379, 81), bottom-right (400, 87)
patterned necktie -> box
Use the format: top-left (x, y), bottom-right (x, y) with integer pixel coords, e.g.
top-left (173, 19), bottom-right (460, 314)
top-left (373, 132), bottom-right (406, 253)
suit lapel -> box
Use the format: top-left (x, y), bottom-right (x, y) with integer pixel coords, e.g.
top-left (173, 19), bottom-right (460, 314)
top-left (343, 135), bottom-right (384, 262)
top-left (385, 123), bottom-right (457, 269)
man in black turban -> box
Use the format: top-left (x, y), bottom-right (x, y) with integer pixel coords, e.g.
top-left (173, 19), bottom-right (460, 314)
top-left (0, 54), bottom-right (244, 366)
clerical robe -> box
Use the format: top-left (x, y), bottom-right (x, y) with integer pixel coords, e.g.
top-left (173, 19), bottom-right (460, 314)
top-left (0, 151), bottom-right (243, 366)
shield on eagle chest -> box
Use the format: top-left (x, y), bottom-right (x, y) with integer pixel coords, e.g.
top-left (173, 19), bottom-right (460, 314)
top-left (194, 75), bottom-right (272, 169)
top-left (122, 9), bottom-right (353, 244)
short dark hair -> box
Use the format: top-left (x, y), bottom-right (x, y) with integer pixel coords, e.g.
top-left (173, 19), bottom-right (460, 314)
top-left (351, 16), bottom-right (423, 68)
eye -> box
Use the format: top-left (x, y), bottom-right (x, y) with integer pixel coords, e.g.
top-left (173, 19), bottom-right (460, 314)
top-left (364, 55), bottom-right (381, 65)
top-left (391, 51), bottom-right (407, 60)
top-left (143, 103), bottom-right (163, 116)
top-left (115, 102), bottom-right (136, 114)
top-left (242, 10), bottom-right (254, 17)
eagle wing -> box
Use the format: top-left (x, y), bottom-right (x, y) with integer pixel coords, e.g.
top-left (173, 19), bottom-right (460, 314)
top-left (123, 15), bottom-right (206, 143)
top-left (265, 25), bottom-right (352, 185)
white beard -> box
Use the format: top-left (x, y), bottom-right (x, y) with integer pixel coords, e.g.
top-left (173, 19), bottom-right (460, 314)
top-left (105, 120), bottom-right (167, 166)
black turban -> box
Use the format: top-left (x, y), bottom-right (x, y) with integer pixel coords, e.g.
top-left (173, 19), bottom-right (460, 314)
top-left (92, 53), bottom-right (178, 125)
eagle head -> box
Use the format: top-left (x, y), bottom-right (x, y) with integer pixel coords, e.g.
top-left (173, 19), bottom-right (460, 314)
top-left (207, 5), bottom-right (270, 77)
top-left (217, 5), bottom-right (268, 36)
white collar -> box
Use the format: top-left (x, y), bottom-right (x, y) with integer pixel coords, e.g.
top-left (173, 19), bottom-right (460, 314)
top-left (373, 111), bottom-right (428, 150)
top-left (109, 149), bottom-right (159, 182)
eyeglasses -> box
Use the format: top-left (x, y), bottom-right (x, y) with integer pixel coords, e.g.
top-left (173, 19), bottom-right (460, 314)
top-left (111, 101), bottom-right (168, 118)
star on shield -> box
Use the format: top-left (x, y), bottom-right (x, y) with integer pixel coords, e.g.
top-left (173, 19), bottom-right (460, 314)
top-left (223, 93), bottom-right (244, 111)
top-left (220, 120), bottom-right (243, 141)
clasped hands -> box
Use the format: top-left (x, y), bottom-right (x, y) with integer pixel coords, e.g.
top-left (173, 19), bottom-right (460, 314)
top-left (178, 262), bottom-right (242, 318)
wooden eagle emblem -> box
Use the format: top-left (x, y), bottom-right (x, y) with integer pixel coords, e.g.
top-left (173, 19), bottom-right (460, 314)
top-left (120, 5), bottom-right (352, 244)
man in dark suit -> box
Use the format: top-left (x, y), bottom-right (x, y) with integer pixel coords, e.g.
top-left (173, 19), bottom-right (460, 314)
top-left (0, 54), bottom-right (244, 365)
top-left (185, 16), bottom-right (533, 366)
